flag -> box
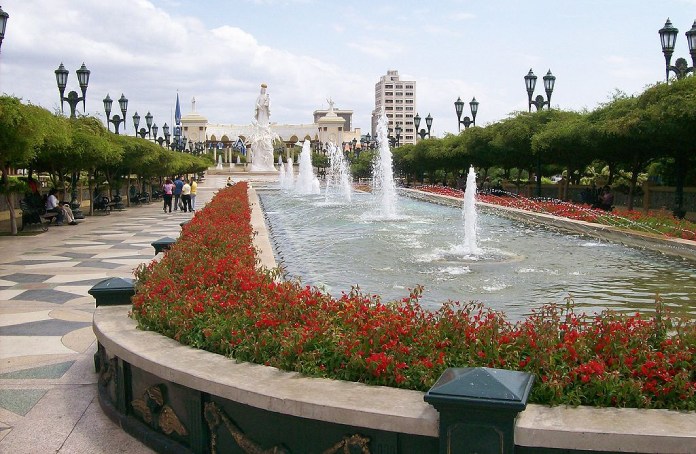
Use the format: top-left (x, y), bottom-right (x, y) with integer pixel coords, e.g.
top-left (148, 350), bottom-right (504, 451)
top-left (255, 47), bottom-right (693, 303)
top-left (175, 92), bottom-right (181, 125)
top-left (234, 138), bottom-right (247, 156)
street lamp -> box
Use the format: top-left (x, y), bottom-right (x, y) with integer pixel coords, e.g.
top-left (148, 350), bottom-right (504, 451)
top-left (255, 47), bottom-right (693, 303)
top-left (658, 18), bottom-right (696, 82)
top-left (171, 127), bottom-right (187, 151)
top-left (524, 69), bottom-right (556, 112)
top-left (525, 69), bottom-right (555, 197)
top-left (454, 97), bottom-right (479, 131)
top-left (414, 112), bottom-right (433, 139)
top-left (0, 6), bottom-right (9, 53)
top-left (55, 63), bottom-right (90, 118)
top-left (154, 122), bottom-right (170, 147)
top-left (103, 93), bottom-right (128, 134)
top-left (132, 111), bottom-right (154, 138)
top-left (394, 124), bottom-right (402, 147)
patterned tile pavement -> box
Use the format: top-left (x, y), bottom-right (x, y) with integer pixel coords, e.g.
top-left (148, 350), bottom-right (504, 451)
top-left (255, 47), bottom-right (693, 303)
top-left (0, 173), bottom-right (246, 453)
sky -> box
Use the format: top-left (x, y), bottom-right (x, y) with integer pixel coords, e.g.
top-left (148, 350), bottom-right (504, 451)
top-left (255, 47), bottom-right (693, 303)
top-left (1, 0), bottom-right (695, 138)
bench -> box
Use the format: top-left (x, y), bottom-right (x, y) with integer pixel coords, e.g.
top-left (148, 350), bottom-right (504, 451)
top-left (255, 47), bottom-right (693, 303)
top-left (19, 199), bottom-right (57, 231)
top-left (129, 192), bottom-right (150, 205)
top-left (112, 195), bottom-right (125, 211)
top-left (93, 196), bottom-right (116, 214)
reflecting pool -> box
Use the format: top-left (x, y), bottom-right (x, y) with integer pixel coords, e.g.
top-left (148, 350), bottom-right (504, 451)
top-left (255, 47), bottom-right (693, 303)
top-left (260, 190), bottom-right (696, 321)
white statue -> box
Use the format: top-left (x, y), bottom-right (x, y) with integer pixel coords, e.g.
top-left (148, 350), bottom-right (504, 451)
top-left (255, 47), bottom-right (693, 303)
top-left (249, 83), bottom-right (278, 172)
top-left (255, 84), bottom-right (270, 126)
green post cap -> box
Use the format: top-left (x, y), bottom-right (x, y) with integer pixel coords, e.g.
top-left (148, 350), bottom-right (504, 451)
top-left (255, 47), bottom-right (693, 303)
top-left (151, 236), bottom-right (176, 255)
top-left (424, 367), bottom-right (534, 411)
top-left (88, 277), bottom-right (135, 307)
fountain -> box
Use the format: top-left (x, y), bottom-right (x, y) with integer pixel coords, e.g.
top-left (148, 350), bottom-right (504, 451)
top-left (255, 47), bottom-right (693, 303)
top-left (459, 166), bottom-right (480, 255)
top-left (372, 113), bottom-right (398, 218)
top-left (324, 142), bottom-right (352, 203)
top-left (259, 190), bottom-right (696, 321)
top-left (216, 155), bottom-right (223, 170)
top-left (278, 160), bottom-right (287, 188)
top-left (294, 140), bottom-right (320, 195)
top-left (284, 156), bottom-right (294, 188)
top-left (237, 155), bottom-right (241, 165)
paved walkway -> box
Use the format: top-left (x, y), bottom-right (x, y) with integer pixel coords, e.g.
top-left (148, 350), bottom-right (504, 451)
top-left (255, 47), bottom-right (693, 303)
top-left (0, 173), bottom-right (251, 453)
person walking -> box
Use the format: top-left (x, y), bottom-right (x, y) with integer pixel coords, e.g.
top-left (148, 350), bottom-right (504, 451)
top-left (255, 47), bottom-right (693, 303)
top-left (190, 177), bottom-right (198, 211)
top-left (181, 179), bottom-right (192, 213)
top-left (173, 176), bottom-right (184, 211)
top-left (162, 179), bottom-right (174, 213)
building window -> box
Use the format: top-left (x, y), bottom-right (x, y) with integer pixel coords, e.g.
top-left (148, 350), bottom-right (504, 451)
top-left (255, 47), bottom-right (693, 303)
top-left (184, 127), bottom-right (188, 131)
top-left (385, 84), bottom-right (393, 89)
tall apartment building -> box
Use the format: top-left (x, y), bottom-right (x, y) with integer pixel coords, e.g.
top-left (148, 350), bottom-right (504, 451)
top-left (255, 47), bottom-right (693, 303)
top-left (371, 70), bottom-right (416, 145)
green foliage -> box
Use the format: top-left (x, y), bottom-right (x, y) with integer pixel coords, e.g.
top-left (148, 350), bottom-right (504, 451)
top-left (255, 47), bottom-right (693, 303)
top-left (350, 150), bottom-right (375, 180)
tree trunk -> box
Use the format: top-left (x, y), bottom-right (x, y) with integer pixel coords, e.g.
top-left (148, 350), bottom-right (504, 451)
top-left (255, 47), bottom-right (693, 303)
top-left (673, 155), bottom-right (687, 219)
top-left (1, 167), bottom-right (18, 235)
top-left (88, 168), bottom-right (96, 216)
top-left (627, 156), bottom-right (642, 212)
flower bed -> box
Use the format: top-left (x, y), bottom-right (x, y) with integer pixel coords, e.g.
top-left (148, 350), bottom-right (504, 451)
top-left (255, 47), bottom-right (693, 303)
top-left (416, 185), bottom-right (696, 240)
top-left (132, 182), bottom-right (696, 410)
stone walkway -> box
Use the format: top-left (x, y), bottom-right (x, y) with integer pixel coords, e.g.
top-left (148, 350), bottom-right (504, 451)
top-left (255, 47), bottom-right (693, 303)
top-left (0, 173), bottom-right (247, 453)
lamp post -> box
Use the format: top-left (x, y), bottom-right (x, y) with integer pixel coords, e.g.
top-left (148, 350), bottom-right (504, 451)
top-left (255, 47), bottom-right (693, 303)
top-left (658, 18), bottom-right (696, 82)
top-left (0, 6), bottom-right (9, 53)
top-left (454, 97), bottom-right (479, 131)
top-left (55, 63), bottom-right (91, 118)
top-left (394, 124), bottom-right (402, 147)
top-left (659, 19), bottom-right (696, 218)
top-left (525, 69), bottom-right (556, 197)
top-left (132, 111), bottom-right (154, 138)
top-left (171, 127), bottom-right (187, 151)
top-left (524, 69), bottom-right (556, 112)
top-left (154, 123), bottom-right (170, 147)
top-left (103, 93), bottom-right (128, 134)
top-left (414, 112), bottom-right (433, 140)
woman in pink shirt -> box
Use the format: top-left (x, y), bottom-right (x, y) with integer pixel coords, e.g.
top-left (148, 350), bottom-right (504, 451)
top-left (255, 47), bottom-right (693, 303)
top-left (162, 179), bottom-right (175, 213)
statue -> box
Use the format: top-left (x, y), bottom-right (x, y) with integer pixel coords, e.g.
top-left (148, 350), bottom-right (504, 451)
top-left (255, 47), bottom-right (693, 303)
top-left (255, 84), bottom-right (270, 126)
top-left (249, 83), bottom-right (278, 172)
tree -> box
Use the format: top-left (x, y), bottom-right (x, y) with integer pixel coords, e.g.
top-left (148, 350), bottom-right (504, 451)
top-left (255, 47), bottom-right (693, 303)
top-left (635, 77), bottom-right (696, 218)
top-left (532, 111), bottom-right (594, 201)
top-left (69, 116), bottom-right (121, 215)
top-left (0, 97), bottom-right (59, 234)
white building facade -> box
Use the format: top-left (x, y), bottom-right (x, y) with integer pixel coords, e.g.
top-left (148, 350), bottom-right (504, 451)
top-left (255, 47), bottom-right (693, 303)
top-left (181, 103), bottom-right (362, 163)
top-left (371, 70), bottom-right (417, 145)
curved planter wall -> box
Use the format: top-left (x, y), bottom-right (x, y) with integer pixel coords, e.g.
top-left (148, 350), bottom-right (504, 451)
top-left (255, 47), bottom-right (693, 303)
top-left (94, 306), bottom-right (695, 454)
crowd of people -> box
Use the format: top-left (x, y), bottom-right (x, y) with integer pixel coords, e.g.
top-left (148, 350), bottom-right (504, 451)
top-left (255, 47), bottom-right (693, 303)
top-left (162, 176), bottom-right (197, 213)
top-left (21, 173), bottom-right (202, 231)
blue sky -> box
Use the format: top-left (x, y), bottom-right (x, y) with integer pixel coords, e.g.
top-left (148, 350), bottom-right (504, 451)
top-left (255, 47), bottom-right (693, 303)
top-left (1, 0), bottom-right (695, 136)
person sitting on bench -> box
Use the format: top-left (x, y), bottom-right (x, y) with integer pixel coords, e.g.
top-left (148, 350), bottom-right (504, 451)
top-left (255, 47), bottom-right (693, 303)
top-left (59, 201), bottom-right (78, 225)
top-left (45, 188), bottom-right (64, 225)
